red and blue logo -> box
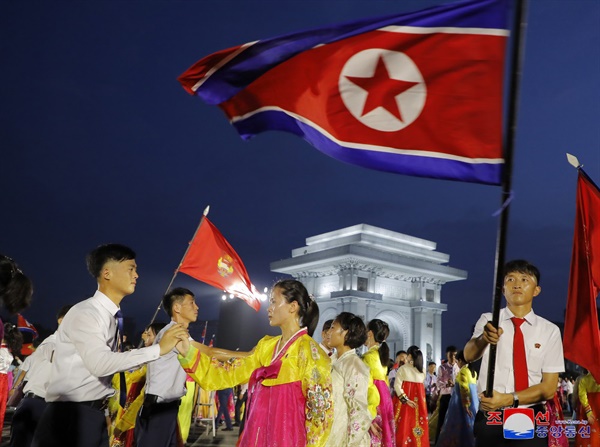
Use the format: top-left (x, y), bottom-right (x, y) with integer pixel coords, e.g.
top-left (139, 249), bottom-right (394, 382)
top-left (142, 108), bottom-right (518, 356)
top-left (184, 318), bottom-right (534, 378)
top-left (503, 408), bottom-right (535, 440)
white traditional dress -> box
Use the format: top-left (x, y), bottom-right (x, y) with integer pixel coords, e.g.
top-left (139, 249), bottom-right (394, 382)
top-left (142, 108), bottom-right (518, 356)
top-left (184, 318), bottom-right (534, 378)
top-left (327, 349), bottom-right (373, 447)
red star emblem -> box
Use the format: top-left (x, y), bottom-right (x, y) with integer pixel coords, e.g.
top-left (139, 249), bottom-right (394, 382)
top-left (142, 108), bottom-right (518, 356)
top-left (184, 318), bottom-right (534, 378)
top-left (345, 55), bottom-right (420, 122)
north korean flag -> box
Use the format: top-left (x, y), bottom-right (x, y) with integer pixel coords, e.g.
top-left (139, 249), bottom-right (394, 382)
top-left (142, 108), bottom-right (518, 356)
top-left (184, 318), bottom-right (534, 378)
top-left (179, 0), bottom-right (509, 185)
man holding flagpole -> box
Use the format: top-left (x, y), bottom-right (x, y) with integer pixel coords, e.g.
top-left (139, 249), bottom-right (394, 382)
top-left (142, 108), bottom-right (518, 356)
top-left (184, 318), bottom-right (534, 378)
top-left (464, 260), bottom-right (564, 447)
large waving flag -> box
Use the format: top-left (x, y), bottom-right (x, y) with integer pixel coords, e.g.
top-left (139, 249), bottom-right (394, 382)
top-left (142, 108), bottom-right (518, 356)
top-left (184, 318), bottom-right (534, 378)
top-left (179, 0), bottom-right (509, 185)
top-left (179, 217), bottom-right (261, 311)
top-left (563, 171), bottom-right (600, 381)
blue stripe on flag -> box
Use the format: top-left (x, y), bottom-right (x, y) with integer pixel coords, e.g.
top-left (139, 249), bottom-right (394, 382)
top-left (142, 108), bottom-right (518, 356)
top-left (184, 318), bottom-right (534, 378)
top-left (232, 110), bottom-right (502, 185)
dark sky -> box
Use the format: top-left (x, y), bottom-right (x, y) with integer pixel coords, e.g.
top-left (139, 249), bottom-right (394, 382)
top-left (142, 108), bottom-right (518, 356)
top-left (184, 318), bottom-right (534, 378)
top-left (1, 0), bottom-right (599, 354)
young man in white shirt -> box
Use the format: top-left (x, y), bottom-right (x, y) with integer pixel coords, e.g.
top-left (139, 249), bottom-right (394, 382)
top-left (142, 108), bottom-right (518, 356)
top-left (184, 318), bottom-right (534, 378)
top-left (31, 244), bottom-right (188, 447)
top-left (464, 260), bottom-right (564, 447)
top-left (134, 287), bottom-right (199, 446)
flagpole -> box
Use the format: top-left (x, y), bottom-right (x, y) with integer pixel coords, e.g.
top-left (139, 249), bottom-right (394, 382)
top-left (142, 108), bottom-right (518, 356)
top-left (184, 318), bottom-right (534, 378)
top-left (485, 0), bottom-right (528, 398)
top-left (147, 205), bottom-right (211, 326)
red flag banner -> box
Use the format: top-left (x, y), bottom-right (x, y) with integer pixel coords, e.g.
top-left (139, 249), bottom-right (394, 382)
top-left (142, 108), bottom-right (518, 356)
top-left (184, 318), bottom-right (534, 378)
top-left (179, 217), bottom-right (261, 311)
top-left (563, 171), bottom-right (600, 381)
top-left (17, 314), bottom-right (39, 356)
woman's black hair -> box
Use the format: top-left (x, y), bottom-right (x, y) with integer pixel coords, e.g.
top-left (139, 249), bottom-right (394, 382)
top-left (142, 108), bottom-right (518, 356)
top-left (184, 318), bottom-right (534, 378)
top-left (274, 279), bottom-right (319, 336)
top-left (3, 323), bottom-right (23, 356)
top-left (367, 319), bottom-right (390, 367)
top-left (407, 345), bottom-right (424, 374)
top-left (334, 312), bottom-right (367, 349)
top-left (0, 255), bottom-right (32, 314)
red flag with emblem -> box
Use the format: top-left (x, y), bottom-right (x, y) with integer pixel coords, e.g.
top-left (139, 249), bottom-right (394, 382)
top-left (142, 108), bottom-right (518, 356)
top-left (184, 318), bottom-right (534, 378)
top-left (563, 171), bottom-right (600, 381)
top-left (179, 217), bottom-right (261, 311)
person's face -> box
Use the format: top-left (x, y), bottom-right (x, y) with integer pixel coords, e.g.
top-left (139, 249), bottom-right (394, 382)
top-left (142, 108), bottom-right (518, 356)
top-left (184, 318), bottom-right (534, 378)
top-left (397, 353), bottom-right (407, 366)
top-left (428, 363), bottom-right (436, 374)
top-left (174, 294), bottom-right (199, 324)
top-left (142, 327), bottom-right (156, 347)
top-left (321, 328), bottom-right (332, 349)
top-left (447, 351), bottom-right (457, 365)
top-left (328, 320), bottom-right (347, 350)
top-left (503, 271), bottom-right (541, 309)
top-left (103, 259), bottom-right (138, 297)
top-left (267, 287), bottom-right (297, 328)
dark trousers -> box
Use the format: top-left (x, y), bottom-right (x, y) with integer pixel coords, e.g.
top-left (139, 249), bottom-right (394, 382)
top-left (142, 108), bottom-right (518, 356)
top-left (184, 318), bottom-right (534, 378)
top-left (435, 393), bottom-right (451, 443)
top-left (134, 396), bottom-right (180, 447)
top-left (216, 389), bottom-right (233, 429)
top-left (473, 407), bottom-right (548, 447)
top-left (30, 401), bottom-right (108, 447)
top-left (10, 396), bottom-right (47, 447)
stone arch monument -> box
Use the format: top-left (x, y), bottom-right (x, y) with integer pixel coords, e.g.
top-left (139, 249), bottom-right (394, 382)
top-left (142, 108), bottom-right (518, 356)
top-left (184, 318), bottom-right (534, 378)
top-left (270, 224), bottom-right (467, 364)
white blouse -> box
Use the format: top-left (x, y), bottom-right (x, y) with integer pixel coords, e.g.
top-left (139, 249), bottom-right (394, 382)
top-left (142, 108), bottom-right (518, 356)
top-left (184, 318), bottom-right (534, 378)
top-left (326, 349), bottom-right (373, 447)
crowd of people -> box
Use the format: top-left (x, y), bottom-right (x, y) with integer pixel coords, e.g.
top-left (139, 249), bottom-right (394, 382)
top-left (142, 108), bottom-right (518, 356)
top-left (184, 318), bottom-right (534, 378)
top-left (0, 249), bottom-right (599, 447)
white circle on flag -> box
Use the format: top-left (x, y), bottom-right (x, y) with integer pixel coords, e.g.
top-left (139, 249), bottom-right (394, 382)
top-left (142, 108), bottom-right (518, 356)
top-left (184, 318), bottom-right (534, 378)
top-left (339, 49), bottom-right (427, 132)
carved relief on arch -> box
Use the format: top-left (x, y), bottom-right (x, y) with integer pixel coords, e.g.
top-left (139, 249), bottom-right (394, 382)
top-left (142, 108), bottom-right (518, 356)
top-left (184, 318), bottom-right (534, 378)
top-left (369, 309), bottom-right (409, 349)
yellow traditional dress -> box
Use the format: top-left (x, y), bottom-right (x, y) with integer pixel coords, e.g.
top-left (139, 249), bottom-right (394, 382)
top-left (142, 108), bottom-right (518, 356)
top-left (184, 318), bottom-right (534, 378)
top-left (576, 373), bottom-right (600, 447)
top-left (110, 366), bottom-right (147, 447)
top-left (178, 328), bottom-right (333, 447)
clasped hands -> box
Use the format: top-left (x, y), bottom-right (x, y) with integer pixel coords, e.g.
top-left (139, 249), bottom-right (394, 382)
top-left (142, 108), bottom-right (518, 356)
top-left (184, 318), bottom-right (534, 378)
top-left (157, 324), bottom-right (190, 356)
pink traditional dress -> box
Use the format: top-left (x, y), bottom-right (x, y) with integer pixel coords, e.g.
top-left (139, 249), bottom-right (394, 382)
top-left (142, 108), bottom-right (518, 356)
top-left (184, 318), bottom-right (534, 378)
top-left (393, 363), bottom-right (428, 447)
top-left (0, 342), bottom-right (13, 440)
top-left (363, 346), bottom-right (395, 447)
top-left (178, 328), bottom-right (333, 447)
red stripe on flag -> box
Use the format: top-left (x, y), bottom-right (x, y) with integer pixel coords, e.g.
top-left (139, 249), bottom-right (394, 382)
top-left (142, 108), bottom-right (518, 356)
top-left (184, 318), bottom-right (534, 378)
top-left (220, 29), bottom-right (504, 161)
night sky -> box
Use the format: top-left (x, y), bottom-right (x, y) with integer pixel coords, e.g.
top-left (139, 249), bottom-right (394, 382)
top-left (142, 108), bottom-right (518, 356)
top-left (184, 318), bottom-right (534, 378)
top-left (1, 0), bottom-right (598, 355)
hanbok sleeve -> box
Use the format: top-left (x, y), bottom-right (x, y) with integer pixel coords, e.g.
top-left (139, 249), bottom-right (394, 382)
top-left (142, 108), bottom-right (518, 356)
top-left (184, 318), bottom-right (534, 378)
top-left (300, 339), bottom-right (333, 447)
top-left (362, 352), bottom-right (381, 417)
top-left (178, 341), bottom-right (264, 391)
top-left (344, 360), bottom-right (373, 446)
top-left (456, 368), bottom-right (471, 408)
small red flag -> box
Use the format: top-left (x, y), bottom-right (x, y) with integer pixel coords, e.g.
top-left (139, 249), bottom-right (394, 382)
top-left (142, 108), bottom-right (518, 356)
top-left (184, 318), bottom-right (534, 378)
top-left (17, 314), bottom-right (39, 356)
top-left (179, 217), bottom-right (261, 311)
top-left (208, 334), bottom-right (215, 347)
top-left (563, 171), bottom-right (600, 382)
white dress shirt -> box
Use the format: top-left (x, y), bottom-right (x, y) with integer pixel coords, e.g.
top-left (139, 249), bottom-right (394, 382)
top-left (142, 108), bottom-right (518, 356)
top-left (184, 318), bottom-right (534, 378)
top-left (472, 307), bottom-right (564, 398)
top-left (145, 320), bottom-right (188, 403)
top-left (22, 333), bottom-right (56, 398)
top-left (45, 290), bottom-right (160, 402)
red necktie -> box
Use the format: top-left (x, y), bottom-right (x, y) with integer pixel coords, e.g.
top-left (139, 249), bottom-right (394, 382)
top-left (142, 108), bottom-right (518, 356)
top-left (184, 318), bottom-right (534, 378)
top-left (511, 317), bottom-right (528, 391)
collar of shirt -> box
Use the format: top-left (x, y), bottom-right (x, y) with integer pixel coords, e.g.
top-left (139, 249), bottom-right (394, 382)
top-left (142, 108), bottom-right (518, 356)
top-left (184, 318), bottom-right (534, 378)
top-left (501, 307), bottom-right (537, 326)
top-left (93, 290), bottom-right (120, 317)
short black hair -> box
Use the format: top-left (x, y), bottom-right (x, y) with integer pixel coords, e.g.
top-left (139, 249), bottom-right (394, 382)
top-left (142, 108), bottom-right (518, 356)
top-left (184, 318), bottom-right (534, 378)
top-left (162, 287), bottom-right (194, 317)
top-left (428, 361), bottom-right (436, 367)
top-left (396, 350), bottom-right (407, 357)
top-left (504, 259), bottom-right (541, 285)
top-left (86, 244), bottom-right (136, 279)
top-left (446, 345), bottom-right (457, 353)
top-left (335, 312), bottom-right (367, 349)
top-left (322, 319), bottom-right (333, 332)
top-left (56, 304), bottom-right (73, 321)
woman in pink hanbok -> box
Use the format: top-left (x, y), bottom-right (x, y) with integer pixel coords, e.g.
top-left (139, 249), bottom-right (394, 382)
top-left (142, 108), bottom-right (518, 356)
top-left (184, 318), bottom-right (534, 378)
top-left (176, 279), bottom-right (333, 447)
top-left (363, 319), bottom-right (395, 447)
